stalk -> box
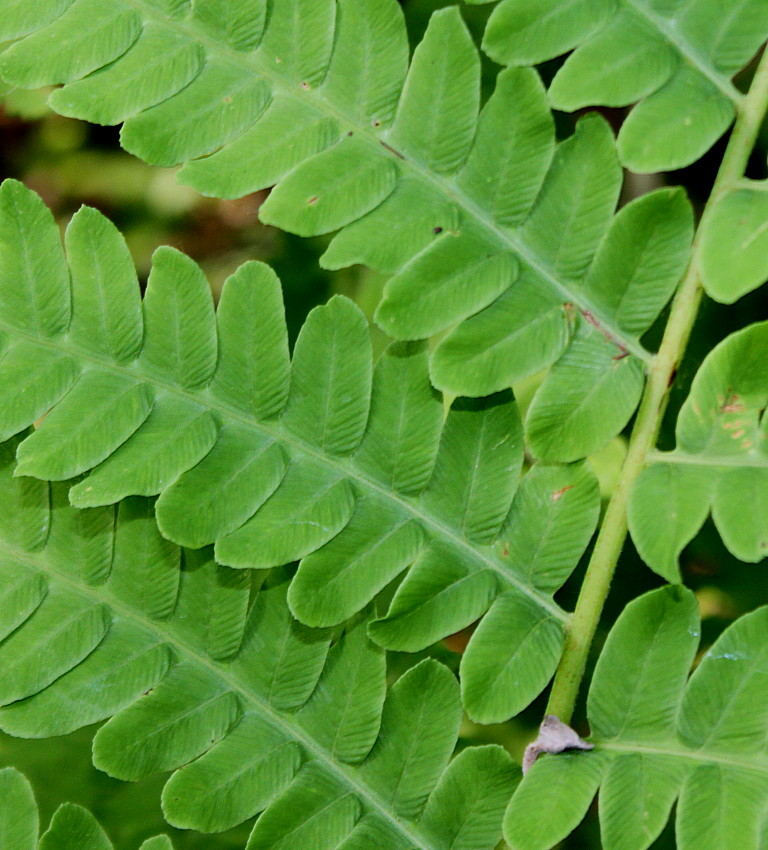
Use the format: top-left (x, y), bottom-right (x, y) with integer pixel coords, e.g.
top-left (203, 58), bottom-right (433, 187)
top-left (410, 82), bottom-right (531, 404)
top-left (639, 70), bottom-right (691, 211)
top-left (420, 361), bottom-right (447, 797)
top-left (546, 49), bottom-right (768, 723)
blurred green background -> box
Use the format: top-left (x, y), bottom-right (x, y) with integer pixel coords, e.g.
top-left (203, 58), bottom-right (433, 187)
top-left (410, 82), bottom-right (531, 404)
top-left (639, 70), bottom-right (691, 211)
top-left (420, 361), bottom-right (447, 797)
top-left (0, 2), bottom-right (766, 847)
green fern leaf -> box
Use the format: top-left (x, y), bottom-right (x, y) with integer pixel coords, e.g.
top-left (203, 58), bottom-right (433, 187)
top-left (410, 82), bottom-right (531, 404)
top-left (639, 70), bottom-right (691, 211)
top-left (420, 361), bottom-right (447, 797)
top-left (0, 180), bottom-right (603, 721)
top-left (191, 0), bottom-right (267, 52)
top-left (629, 321), bottom-right (768, 580)
top-left (456, 66), bottom-right (554, 227)
top-left (525, 324), bottom-right (646, 462)
top-left (0, 0), bottom-right (74, 41)
top-left (0, 0), bottom-right (143, 88)
top-left (519, 114), bottom-right (621, 282)
top-left (40, 805), bottom-right (120, 850)
top-left (503, 585), bottom-right (768, 850)
top-left (375, 238), bottom-right (519, 341)
top-left (0, 465), bottom-right (519, 848)
top-left (260, 136), bottom-right (399, 237)
top-left (47, 22), bottom-right (204, 124)
top-left (14, 372), bottom-right (153, 480)
top-left (388, 8), bottom-right (479, 174)
top-left (0, 766), bottom-right (175, 850)
top-left (699, 185), bottom-right (768, 303)
top-left (0, 178), bottom-right (70, 336)
top-left (473, 0), bottom-right (766, 172)
top-left (0, 767), bottom-right (38, 850)
top-left (0, 2), bottom-right (698, 458)
top-left (65, 206), bottom-right (143, 362)
top-left (280, 294), bottom-right (372, 454)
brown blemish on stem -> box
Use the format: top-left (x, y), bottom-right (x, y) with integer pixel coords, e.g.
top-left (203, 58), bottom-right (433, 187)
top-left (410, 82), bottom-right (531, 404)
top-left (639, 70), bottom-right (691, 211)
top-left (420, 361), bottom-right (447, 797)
top-left (667, 366), bottom-right (678, 388)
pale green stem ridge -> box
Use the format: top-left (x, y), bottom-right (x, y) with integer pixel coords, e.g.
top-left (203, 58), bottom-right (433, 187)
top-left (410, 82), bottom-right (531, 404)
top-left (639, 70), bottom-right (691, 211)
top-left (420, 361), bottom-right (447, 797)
top-left (546, 47), bottom-right (768, 725)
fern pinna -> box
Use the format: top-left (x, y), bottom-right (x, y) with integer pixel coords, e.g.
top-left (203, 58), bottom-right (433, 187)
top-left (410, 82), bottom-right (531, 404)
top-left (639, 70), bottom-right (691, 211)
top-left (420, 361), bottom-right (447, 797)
top-left (630, 322), bottom-right (768, 580)
top-left (0, 178), bottom-right (602, 726)
top-left (0, 0), bottom-right (708, 465)
top-left (505, 586), bottom-right (768, 850)
top-left (469, 0), bottom-right (768, 307)
top-left (1, 766), bottom-right (175, 849)
top-left (471, 0), bottom-right (766, 173)
top-left (0, 425), bottom-right (517, 849)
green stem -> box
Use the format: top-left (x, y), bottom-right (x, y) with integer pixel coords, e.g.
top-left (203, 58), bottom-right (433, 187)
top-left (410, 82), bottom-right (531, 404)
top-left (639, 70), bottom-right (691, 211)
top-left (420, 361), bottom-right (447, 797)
top-left (546, 48), bottom-right (768, 724)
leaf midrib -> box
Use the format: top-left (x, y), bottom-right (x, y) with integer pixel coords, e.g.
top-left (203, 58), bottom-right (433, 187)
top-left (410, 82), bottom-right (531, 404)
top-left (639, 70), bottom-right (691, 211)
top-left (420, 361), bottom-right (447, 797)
top-left (597, 739), bottom-right (768, 775)
top-left (622, 0), bottom-right (744, 102)
top-left (0, 319), bottom-right (568, 623)
top-left (647, 449), bottom-right (768, 469)
top-left (689, 640), bottom-right (768, 752)
top-left (121, 0), bottom-right (652, 364)
top-left (11, 191), bottom-right (44, 339)
top-left (4, 541), bottom-right (439, 850)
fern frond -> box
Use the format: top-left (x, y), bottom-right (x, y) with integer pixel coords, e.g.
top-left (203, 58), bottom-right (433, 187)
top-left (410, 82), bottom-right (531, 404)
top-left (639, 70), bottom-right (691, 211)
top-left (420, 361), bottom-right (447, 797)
top-left (503, 585), bottom-right (768, 850)
top-left (628, 321), bottom-right (768, 580)
top-left (0, 180), bottom-right (602, 721)
top-left (469, 0), bottom-right (767, 173)
top-left (0, 2), bottom-right (696, 459)
top-left (0, 766), bottom-right (175, 849)
top-left (0, 460), bottom-right (518, 848)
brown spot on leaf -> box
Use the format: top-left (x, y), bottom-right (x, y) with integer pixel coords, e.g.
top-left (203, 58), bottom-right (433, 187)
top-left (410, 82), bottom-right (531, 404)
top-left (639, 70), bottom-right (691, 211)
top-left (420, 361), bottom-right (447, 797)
top-left (551, 485), bottom-right (574, 502)
top-left (721, 391), bottom-right (744, 413)
top-left (307, 196), bottom-right (319, 205)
